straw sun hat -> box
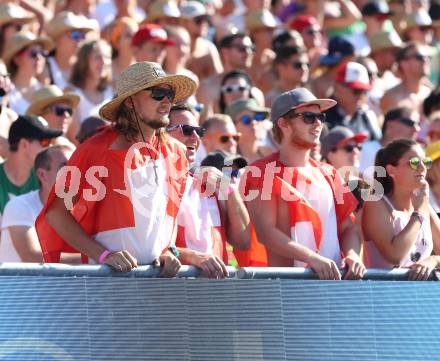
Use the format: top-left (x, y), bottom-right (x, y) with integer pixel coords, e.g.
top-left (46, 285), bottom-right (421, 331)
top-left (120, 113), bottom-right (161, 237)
top-left (0, 3), bottom-right (35, 27)
top-left (2, 31), bottom-right (53, 70)
top-left (99, 62), bottom-right (197, 121)
top-left (46, 11), bottom-right (96, 40)
top-left (26, 85), bottom-right (80, 116)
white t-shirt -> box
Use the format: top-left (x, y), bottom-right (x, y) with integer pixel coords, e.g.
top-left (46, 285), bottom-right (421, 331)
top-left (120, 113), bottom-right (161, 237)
top-left (69, 85), bottom-right (113, 124)
top-left (291, 166), bottom-right (341, 266)
top-left (0, 190), bottom-right (42, 262)
top-left (92, 0), bottom-right (146, 29)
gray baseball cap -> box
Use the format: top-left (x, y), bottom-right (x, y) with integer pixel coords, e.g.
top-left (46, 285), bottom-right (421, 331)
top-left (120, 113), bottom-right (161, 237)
top-left (270, 87), bottom-right (336, 123)
top-left (320, 126), bottom-right (368, 159)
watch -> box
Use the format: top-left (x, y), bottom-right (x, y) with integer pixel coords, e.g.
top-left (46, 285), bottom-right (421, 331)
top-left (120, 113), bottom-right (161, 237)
top-left (168, 244), bottom-right (180, 258)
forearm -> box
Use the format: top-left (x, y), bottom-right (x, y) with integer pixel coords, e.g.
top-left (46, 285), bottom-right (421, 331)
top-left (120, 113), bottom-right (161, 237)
top-left (389, 217), bottom-right (423, 263)
top-left (340, 224), bottom-right (362, 258)
top-left (177, 247), bottom-right (202, 266)
top-left (225, 189), bottom-right (250, 250)
top-left (45, 204), bottom-right (106, 262)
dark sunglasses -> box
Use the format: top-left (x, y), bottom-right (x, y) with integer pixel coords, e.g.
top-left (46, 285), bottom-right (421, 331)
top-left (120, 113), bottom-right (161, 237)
top-left (398, 117), bottom-right (417, 127)
top-left (291, 61), bottom-right (308, 70)
top-left (306, 28), bottom-right (321, 35)
top-left (287, 111), bottom-right (326, 124)
top-left (194, 15), bottom-right (210, 25)
top-left (240, 112), bottom-right (266, 125)
top-left (219, 134), bottom-right (240, 143)
top-left (8, 23), bottom-right (23, 32)
top-left (146, 86), bottom-right (175, 102)
top-left (229, 44), bottom-right (256, 53)
top-left (334, 144), bottom-right (362, 153)
top-left (29, 49), bottom-right (45, 59)
top-left (408, 156), bottom-right (432, 170)
top-left (53, 105), bottom-right (73, 116)
top-left (221, 84), bottom-right (249, 93)
top-left (167, 124), bottom-right (205, 137)
top-left (70, 31), bottom-right (86, 41)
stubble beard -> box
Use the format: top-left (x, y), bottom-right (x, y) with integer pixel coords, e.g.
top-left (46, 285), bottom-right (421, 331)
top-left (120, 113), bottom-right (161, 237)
top-left (141, 114), bottom-right (170, 130)
top-left (289, 128), bottom-right (317, 150)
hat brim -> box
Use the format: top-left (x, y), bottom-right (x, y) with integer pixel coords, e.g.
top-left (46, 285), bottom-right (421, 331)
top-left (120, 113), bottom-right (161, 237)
top-left (3, 37), bottom-right (54, 70)
top-left (26, 93), bottom-right (80, 116)
top-left (0, 14), bottom-right (35, 27)
top-left (343, 81), bottom-right (372, 91)
top-left (248, 104), bottom-right (270, 116)
top-left (36, 128), bottom-right (63, 140)
top-left (99, 74), bottom-right (197, 121)
top-left (337, 133), bottom-right (369, 147)
top-left (319, 54), bottom-right (343, 66)
top-left (294, 99), bottom-right (337, 112)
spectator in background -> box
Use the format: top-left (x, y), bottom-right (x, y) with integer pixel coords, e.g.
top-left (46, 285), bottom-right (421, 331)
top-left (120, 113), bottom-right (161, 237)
top-left (362, 139), bottom-right (440, 280)
top-left (146, 0), bottom-right (180, 27)
top-left (45, 11), bottom-right (95, 90)
top-left (310, 35), bottom-right (355, 99)
top-left (108, 16), bottom-right (138, 85)
top-left (131, 23), bottom-right (174, 64)
top-left (320, 126), bottom-right (367, 182)
top-left (67, 39), bottom-right (113, 126)
top-left (180, 1), bottom-right (223, 81)
top-left (3, 31), bottom-right (53, 115)
top-left (26, 84), bottom-right (80, 144)
top-left (0, 145), bottom-right (73, 262)
top-left (401, 8), bottom-right (433, 44)
top-left (427, 111), bottom-right (440, 143)
top-left (423, 86), bottom-right (440, 118)
top-left (326, 61), bottom-right (381, 141)
top-left (202, 114), bottom-right (240, 155)
top-left (217, 70), bottom-right (253, 114)
top-left (225, 98), bottom-right (274, 162)
top-left (0, 59), bottom-right (18, 160)
top-left (289, 15), bottom-right (324, 73)
top-left (0, 3), bottom-right (35, 56)
top-left (265, 45), bottom-right (309, 107)
top-left (75, 115), bottom-right (107, 144)
top-left (360, 107), bottom-right (420, 177)
top-left (0, 115), bottom-right (62, 221)
top-left (426, 140), bottom-right (440, 216)
top-left (361, 0), bottom-right (393, 42)
top-left (381, 42), bottom-right (432, 115)
top-left (167, 103), bottom-right (250, 278)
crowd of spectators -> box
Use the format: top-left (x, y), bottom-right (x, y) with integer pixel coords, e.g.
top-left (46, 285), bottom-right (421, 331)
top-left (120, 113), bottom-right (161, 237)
top-left (1, 0), bottom-right (440, 281)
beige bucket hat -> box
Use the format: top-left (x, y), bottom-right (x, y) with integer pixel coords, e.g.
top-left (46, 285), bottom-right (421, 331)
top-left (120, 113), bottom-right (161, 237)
top-left (46, 11), bottom-right (96, 40)
top-left (99, 61), bottom-right (197, 121)
top-left (370, 30), bottom-right (403, 53)
top-left (2, 31), bottom-right (53, 70)
top-left (147, 0), bottom-right (180, 23)
top-left (26, 85), bottom-right (80, 116)
top-left (245, 9), bottom-right (278, 32)
top-left (0, 3), bottom-right (35, 27)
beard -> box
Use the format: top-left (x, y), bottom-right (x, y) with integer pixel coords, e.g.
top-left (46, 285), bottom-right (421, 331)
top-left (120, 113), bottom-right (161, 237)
top-left (141, 115), bottom-right (169, 130)
top-left (289, 128), bottom-right (317, 150)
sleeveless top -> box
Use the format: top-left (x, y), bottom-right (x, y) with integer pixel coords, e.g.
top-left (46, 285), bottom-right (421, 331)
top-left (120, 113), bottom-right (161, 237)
top-left (363, 196), bottom-right (433, 268)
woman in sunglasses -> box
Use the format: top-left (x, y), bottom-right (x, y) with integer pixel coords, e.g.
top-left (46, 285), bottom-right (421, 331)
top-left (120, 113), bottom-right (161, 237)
top-left (362, 139), bottom-right (440, 280)
top-left (67, 39), bottom-right (113, 126)
top-left (218, 70), bottom-right (254, 114)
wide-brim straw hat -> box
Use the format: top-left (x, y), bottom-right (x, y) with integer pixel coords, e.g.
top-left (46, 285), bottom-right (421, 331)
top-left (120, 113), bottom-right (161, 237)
top-left (26, 85), bottom-right (80, 116)
top-left (0, 3), bottom-right (35, 28)
top-left (2, 31), bottom-right (53, 70)
top-left (46, 11), bottom-right (96, 40)
top-left (99, 61), bottom-right (197, 122)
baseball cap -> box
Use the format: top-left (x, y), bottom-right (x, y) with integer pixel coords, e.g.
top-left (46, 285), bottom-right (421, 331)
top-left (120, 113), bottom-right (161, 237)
top-left (336, 62), bottom-right (372, 90)
top-left (320, 126), bottom-right (368, 159)
top-left (225, 99), bottom-right (270, 122)
top-left (131, 24), bottom-right (175, 47)
top-left (289, 15), bottom-right (319, 33)
top-left (362, 1), bottom-right (393, 17)
top-left (403, 9), bottom-right (432, 31)
top-left (270, 88), bottom-right (336, 123)
top-left (8, 115), bottom-right (63, 145)
top-left (319, 36), bottom-right (355, 66)
top-left (201, 150), bottom-right (248, 171)
top-left (245, 9), bottom-right (278, 32)
top-left (180, 1), bottom-right (207, 19)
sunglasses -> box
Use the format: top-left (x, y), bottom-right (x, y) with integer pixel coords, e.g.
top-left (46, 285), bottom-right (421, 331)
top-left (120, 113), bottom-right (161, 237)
top-left (70, 31), bottom-right (86, 41)
top-left (146, 86), bottom-right (175, 102)
top-left (167, 124), bottom-right (205, 137)
top-left (39, 138), bottom-right (52, 147)
top-left (221, 84), bottom-right (249, 93)
top-left (306, 28), bottom-right (321, 35)
top-left (8, 23), bottom-right (23, 32)
top-left (291, 61), bottom-right (308, 70)
top-left (229, 44), bottom-right (256, 53)
top-left (219, 134), bottom-right (240, 143)
top-left (287, 111), bottom-right (326, 124)
top-left (29, 49), bottom-right (45, 59)
top-left (53, 105), bottom-right (73, 117)
top-left (240, 113), bottom-right (266, 125)
top-left (403, 53), bottom-right (428, 62)
top-left (398, 117), bottom-right (417, 127)
top-left (408, 156), bottom-right (433, 170)
top-left (334, 144), bottom-right (362, 153)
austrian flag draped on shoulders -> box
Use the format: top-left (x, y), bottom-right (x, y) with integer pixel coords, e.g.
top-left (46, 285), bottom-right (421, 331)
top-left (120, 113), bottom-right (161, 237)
top-left (36, 126), bottom-right (189, 264)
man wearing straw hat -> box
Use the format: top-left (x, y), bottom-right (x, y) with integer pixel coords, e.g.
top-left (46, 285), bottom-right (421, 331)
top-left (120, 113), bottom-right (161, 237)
top-left (36, 61), bottom-right (197, 276)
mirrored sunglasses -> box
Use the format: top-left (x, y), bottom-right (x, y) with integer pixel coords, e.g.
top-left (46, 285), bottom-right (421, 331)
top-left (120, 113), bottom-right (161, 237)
top-left (408, 156), bottom-right (432, 170)
top-left (147, 86), bottom-right (176, 102)
top-left (70, 31), bottom-right (86, 41)
top-left (240, 112), bottom-right (266, 125)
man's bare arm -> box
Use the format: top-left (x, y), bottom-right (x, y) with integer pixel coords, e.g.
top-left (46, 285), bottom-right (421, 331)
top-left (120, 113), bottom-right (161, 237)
top-left (224, 188), bottom-right (250, 250)
top-left (9, 226), bottom-right (43, 262)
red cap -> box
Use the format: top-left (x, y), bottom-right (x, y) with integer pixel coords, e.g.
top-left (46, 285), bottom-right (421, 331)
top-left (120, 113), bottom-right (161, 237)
top-left (131, 23), bottom-right (175, 47)
top-left (289, 15), bottom-right (319, 33)
top-left (336, 61), bottom-right (372, 90)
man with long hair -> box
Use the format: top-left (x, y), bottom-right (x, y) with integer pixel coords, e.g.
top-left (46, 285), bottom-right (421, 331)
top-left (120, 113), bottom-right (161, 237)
top-left (36, 62), bottom-right (197, 276)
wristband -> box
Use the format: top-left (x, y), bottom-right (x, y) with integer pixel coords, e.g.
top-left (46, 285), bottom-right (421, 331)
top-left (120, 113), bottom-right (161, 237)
top-left (411, 211), bottom-right (425, 225)
top-left (98, 250), bottom-right (111, 264)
